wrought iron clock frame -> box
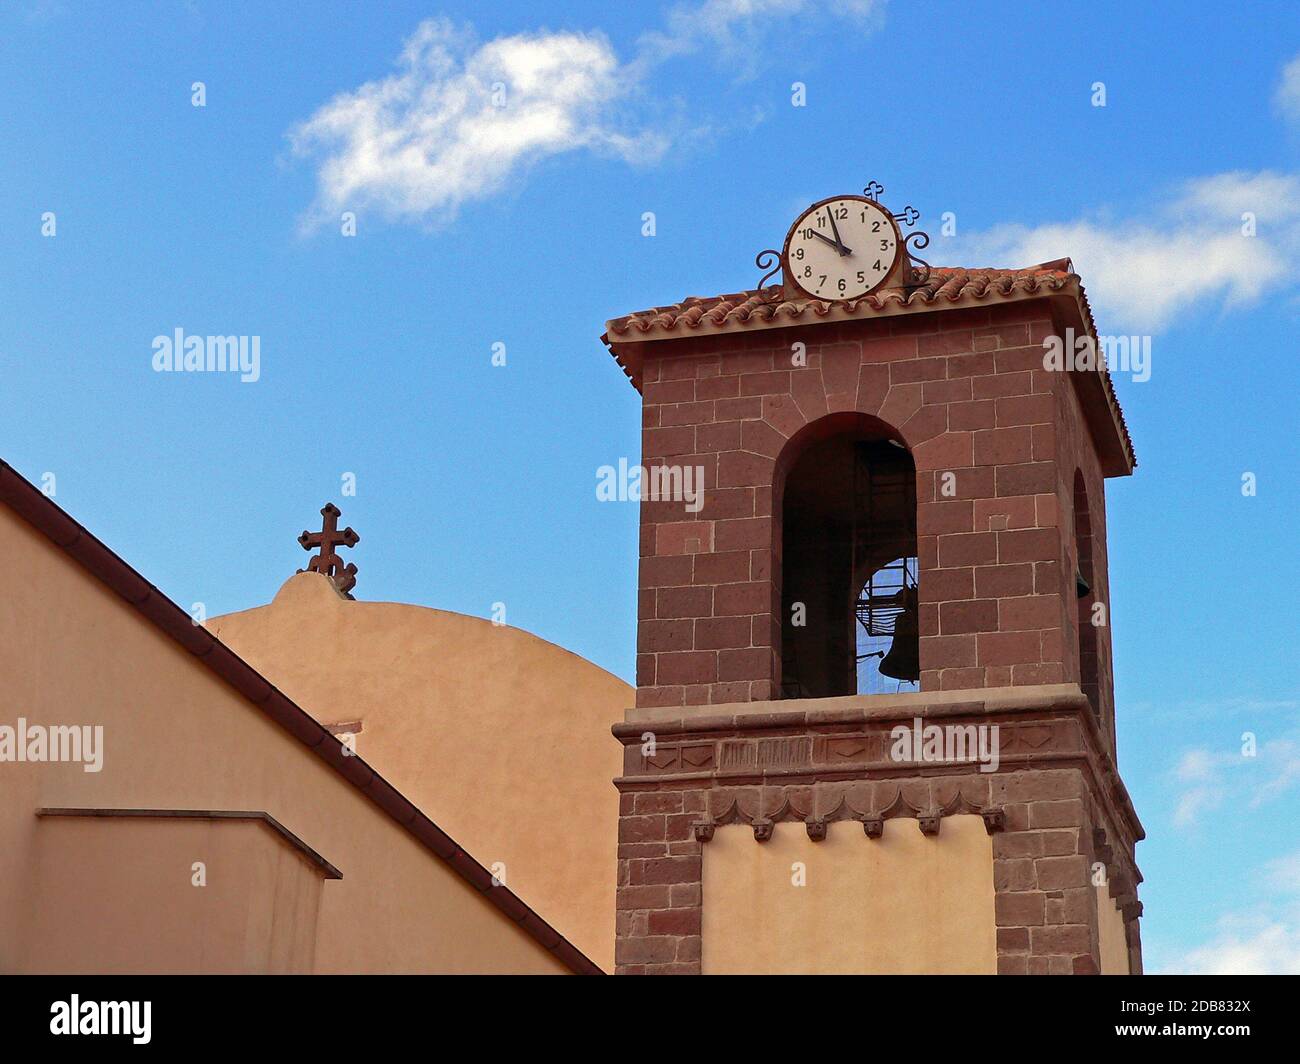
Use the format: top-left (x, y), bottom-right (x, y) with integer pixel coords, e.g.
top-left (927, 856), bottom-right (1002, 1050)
top-left (754, 181), bottom-right (931, 301)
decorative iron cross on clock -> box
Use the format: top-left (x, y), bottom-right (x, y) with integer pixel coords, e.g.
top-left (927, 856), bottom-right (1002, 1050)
top-left (298, 503), bottom-right (360, 598)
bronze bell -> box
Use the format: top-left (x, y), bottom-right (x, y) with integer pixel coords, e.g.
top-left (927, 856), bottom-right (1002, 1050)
top-left (879, 587), bottom-right (920, 682)
top-left (1076, 568), bottom-right (1091, 599)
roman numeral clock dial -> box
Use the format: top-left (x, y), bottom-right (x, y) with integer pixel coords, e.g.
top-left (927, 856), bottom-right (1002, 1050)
top-left (783, 196), bottom-right (901, 301)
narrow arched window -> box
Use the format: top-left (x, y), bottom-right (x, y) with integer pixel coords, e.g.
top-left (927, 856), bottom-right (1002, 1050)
top-left (779, 420), bottom-right (918, 698)
top-left (1074, 470), bottom-right (1100, 718)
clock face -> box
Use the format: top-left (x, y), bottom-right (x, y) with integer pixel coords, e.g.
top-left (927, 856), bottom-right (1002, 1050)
top-left (784, 197), bottom-right (900, 301)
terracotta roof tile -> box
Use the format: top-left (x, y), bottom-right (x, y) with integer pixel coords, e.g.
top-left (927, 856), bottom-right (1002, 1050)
top-left (605, 263), bottom-right (1077, 339)
top-left (602, 260), bottom-right (1135, 472)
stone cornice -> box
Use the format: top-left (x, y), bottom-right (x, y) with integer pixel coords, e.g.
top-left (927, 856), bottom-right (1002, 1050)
top-left (618, 684), bottom-right (1088, 733)
top-left (613, 684), bottom-right (1144, 860)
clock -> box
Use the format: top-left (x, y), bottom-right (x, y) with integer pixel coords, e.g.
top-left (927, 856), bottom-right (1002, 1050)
top-left (782, 196), bottom-right (902, 301)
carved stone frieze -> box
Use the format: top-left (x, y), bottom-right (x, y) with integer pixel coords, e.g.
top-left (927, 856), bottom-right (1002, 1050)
top-left (624, 711), bottom-right (1090, 786)
top-left (682, 781), bottom-right (1006, 843)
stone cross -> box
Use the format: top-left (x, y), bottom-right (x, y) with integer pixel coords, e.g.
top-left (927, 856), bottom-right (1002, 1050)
top-left (298, 503), bottom-right (359, 597)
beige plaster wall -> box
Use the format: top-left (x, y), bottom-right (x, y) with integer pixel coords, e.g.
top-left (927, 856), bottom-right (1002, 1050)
top-left (1097, 884), bottom-right (1130, 975)
top-left (0, 506), bottom-right (570, 974)
top-left (702, 816), bottom-right (997, 974)
top-left (207, 573), bottom-right (630, 971)
top-left (26, 817), bottom-right (323, 973)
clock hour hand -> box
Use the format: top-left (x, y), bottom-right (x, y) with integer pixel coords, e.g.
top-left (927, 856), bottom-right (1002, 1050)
top-left (825, 208), bottom-right (851, 256)
top-left (810, 228), bottom-right (853, 256)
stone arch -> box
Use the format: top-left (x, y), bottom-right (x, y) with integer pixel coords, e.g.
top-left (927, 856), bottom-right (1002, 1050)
top-left (773, 412), bottom-right (918, 698)
top-left (1073, 469), bottom-right (1100, 719)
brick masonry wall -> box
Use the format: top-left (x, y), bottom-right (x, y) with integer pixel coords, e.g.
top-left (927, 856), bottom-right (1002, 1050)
top-left (635, 301), bottom-right (1100, 709)
top-left (992, 767), bottom-right (1103, 974)
top-left (1055, 363), bottom-right (1119, 751)
top-left (615, 788), bottom-right (707, 974)
top-left (613, 694), bottom-right (1145, 975)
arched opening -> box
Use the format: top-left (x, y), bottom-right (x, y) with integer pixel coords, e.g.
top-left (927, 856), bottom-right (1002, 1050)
top-left (1074, 470), bottom-right (1100, 718)
top-left (778, 416), bottom-right (918, 698)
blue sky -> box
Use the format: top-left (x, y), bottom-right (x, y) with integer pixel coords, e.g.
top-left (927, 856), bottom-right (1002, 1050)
top-left (1, 0), bottom-right (1297, 973)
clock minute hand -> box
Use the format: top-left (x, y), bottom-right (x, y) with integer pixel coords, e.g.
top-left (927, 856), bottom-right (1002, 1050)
top-left (825, 208), bottom-right (851, 256)
top-left (810, 228), bottom-right (853, 256)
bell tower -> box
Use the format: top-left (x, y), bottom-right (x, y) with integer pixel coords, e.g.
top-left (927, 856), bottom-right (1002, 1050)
top-left (602, 186), bottom-right (1145, 975)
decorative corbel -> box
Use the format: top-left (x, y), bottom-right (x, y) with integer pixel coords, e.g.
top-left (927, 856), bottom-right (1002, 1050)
top-left (763, 796), bottom-right (801, 825)
top-left (804, 793), bottom-right (847, 840)
top-left (860, 789), bottom-right (924, 835)
top-left (922, 790), bottom-right (988, 834)
top-left (878, 787), bottom-right (920, 823)
top-left (692, 819), bottom-right (716, 843)
top-left (709, 796), bottom-right (754, 829)
top-left (980, 807), bottom-right (1007, 834)
top-left (1092, 826), bottom-right (1114, 866)
top-left (752, 818), bottom-right (774, 842)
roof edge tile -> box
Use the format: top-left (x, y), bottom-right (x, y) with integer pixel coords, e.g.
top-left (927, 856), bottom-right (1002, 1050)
top-left (601, 263), bottom-right (1134, 474)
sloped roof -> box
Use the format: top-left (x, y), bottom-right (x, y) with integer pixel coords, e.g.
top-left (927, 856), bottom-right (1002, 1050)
top-left (602, 260), bottom-right (1135, 475)
top-left (605, 264), bottom-right (1077, 339)
top-left (0, 458), bottom-right (602, 975)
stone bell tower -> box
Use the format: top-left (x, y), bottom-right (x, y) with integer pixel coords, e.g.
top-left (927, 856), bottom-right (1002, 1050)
top-left (601, 186), bottom-right (1145, 975)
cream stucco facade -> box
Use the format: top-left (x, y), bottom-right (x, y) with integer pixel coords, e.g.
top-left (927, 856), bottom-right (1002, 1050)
top-left (0, 502), bottom-right (582, 974)
top-left (206, 572), bottom-right (631, 971)
top-left (25, 814), bottom-right (326, 973)
top-left (702, 816), bottom-right (997, 974)
top-left (1097, 884), bottom-right (1131, 975)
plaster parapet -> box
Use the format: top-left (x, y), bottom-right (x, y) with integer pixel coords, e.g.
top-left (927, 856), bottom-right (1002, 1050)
top-left (613, 684), bottom-right (1144, 975)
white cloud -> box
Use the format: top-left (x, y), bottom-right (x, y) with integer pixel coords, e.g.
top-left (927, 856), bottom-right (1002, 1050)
top-left (289, 19), bottom-right (665, 229)
top-left (290, 5), bottom-right (884, 229)
top-left (1158, 849), bottom-right (1300, 974)
top-left (1177, 919), bottom-right (1300, 975)
top-left (1253, 737), bottom-right (1300, 804)
top-left (1132, 695), bottom-right (1300, 722)
top-left (640, 0), bottom-right (882, 69)
top-left (1172, 747), bottom-right (1227, 828)
top-left (1174, 170), bottom-right (1300, 221)
top-left (1169, 729), bottom-right (1300, 828)
top-left (952, 171), bottom-right (1300, 332)
top-left (1275, 52), bottom-right (1300, 125)
top-left (1266, 851), bottom-right (1300, 893)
